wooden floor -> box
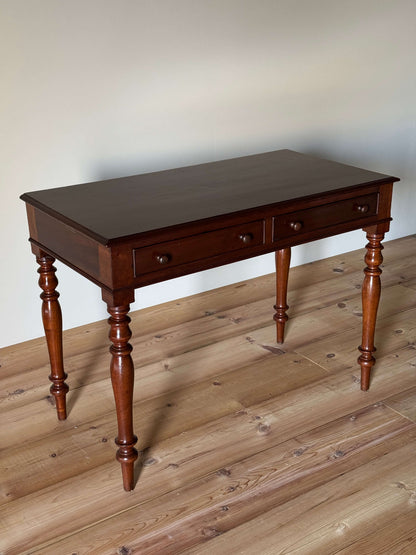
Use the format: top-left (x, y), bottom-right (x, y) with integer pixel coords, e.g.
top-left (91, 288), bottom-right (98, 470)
top-left (1, 235), bottom-right (416, 554)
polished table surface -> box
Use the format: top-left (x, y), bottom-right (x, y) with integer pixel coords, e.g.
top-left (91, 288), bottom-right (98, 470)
top-left (21, 149), bottom-right (399, 490)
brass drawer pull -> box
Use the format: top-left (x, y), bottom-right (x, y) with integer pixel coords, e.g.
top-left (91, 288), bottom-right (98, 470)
top-left (289, 221), bottom-right (303, 232)
top-left (156, 254), bottom-right (171, 264)
top-left (239, 232), bottom-right (253, 244)
top-left (355, 204), bottom-right (369, 213)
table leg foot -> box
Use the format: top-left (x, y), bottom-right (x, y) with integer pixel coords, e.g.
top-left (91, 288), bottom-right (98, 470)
top-left (274, 248), bottom-right (291, 343)
top-left (117, 453), bottom-right (137, 492)
top-left (358, 232), bottom-right (384, 391)
top-left (107, 304), bottom-right (138, 491)
top-left (37, 254), bottom-right (68, 420)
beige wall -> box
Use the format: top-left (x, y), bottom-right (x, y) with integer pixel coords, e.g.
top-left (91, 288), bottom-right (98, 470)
top-left (1, 0), bottom-right (415, 347)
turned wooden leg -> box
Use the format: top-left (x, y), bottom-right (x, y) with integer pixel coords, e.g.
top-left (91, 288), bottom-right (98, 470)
top-left (274, 247), bottom-right (291, 343)
top-left (358, 232), bottom-right (385, 391)
top-left (107, 304), bottom-right (138, 491)
top-left (37, 254), bottom-right (68, 420)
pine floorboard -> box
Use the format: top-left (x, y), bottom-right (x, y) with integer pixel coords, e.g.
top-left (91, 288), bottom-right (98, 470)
top-left (0, 235), bottom-right (415, 554)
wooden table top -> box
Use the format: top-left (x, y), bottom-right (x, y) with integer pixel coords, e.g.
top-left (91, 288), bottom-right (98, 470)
top-left (21, 149), bottom-right (398, 244)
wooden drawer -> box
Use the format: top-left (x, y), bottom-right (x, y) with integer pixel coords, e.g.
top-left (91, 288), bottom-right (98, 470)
top-left (133, 220), bottom-right (265, 277)
top-left (273, 193), bottom-right (379, 241)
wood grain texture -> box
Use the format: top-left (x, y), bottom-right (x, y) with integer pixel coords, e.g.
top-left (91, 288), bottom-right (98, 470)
top-left (384, 386), bottom-right (416, 422)
top-left (20, 149), bottom-right (398, 243)
top-left (185, 441), bottom-right (416, 555)
top-left (1, 236), bottom-right (415, 554)
top-left (21, 151), bottom-right (399, 491)
top-left (358, 232), bottom-right (385, 390)
top-left (21, 155), bottom-right (400, 492)
top-left (274, 247), bottom-right (291, 343)
top-left (107, 304), bottom-right (138, 491)
top-left (337, 510), bottom-right (416, 554)
top-left (36, 253), bottom-right (68, 420)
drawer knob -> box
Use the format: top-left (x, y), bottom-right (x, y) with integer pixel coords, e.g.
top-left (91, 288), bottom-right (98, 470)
top-left (356, 204), bottom-right (369, 213)
top-left (289, 221), bottom-right (303, 232)
top-left (156, 254), bottom-right (170, 264)
top-left (239, 232), bottom-right (253, 244)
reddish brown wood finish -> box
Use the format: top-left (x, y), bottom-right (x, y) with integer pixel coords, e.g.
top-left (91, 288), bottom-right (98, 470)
top-left (273, 192), bottom-right (378, 241)
top-left (133, 219), bottom-right (265, 277)
top-left (19, 150), bottom-right (397, 242)
top-left (274, 248), bottom-right (291, 343)
top-left (21, 150), bottom-right (399, 490)
top-left (358, 232), bottom-right (385, 391)
top-left (36, 254), bottom-right (68, 420)
top-left (107, 304), bottom-right (138, 491)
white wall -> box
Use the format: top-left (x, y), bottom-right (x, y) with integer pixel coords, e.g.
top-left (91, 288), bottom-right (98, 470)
top-left (1, 0), bottom-right (415, 348)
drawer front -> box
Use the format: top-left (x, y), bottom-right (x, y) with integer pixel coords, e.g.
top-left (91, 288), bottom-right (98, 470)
top-left (273, 193), bottom-right (378, 241)
top-left (133, 220), bottom-right (265, 276)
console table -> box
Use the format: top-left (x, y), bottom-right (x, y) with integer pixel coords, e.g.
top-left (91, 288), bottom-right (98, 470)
top-left (21, 149), bottom-right (399, 491)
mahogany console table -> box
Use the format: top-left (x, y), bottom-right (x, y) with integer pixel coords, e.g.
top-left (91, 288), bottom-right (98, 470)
top-left (21, 149), bottom-right (399, 491)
